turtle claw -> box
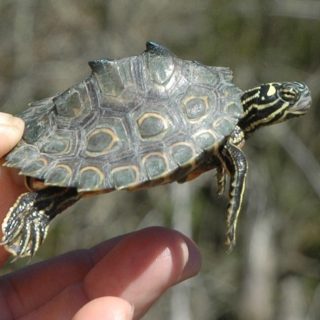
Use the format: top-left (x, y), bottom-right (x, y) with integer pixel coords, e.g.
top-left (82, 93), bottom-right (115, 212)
top-left (1, 192), bottom-right (50, 258)
top-left (225, 227), bottom-right (236, 252)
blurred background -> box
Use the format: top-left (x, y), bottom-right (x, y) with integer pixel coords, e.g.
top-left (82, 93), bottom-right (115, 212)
top-left (0, 0), bottom-right (320, 319)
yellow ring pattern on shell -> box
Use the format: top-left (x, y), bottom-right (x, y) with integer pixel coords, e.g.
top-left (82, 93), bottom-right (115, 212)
top-left (78, 166), bottom-right (105, 190)
top-left (137, 112), bottom-right (169, 139)
top-left (86, 128), bottom-right (119, 156)
top-left (143, 152), bottom-right (169, 178)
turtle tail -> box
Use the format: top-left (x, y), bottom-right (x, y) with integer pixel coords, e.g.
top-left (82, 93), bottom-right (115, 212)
top-left (1, 187), bottom-right (80, 258)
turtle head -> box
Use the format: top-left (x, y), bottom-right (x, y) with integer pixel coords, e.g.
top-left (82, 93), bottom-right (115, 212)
top-left (239, 82), bottom-right (312, 134)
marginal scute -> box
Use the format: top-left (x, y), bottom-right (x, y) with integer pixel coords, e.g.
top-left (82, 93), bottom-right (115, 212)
top-left (137, 112), bottom-right (168, 138)
top-left (20, 158), bottom-right (48, 176)
top-left (191, 63), bottom-right (223, 86)
top-left (217, 66), bottom-right (234, 82)
top-left (194, 130), bottom-right (217, 150)
top-left (44, 164), bottom-right (72, 186)
top-left (86, 128), bottom-right (118, 156)
top-left (78, 166), bottom-right (105, 190)
top-left (171, 143), bottom-right (195, 166)
top-left (213, 117), bottom-right (237, 136)
top-left (182, 95), bottom-right (209, 121)
top-left (111, 166), bottom-right (138, 189)
top-left (5, 145), bottom-right (39, 167)
top-left (222, 84), bottom-right (242, 98)
top-left (225, 101), bottom-right (243, 117)
top-left (143, 153), bottom-right (168, 178)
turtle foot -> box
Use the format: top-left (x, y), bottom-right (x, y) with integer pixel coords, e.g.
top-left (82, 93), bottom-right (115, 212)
top-left (1, 192), bottom-right (50, 258)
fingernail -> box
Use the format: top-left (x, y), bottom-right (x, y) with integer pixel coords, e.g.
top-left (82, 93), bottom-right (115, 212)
top-left (128, 303), bottom-right (135, 319)
top-left (0, 113), bottom-right (24, 129)
top-left (13, 117), bottom-right (24, 130)
top-left (179, 239), bottom-right (202, 282)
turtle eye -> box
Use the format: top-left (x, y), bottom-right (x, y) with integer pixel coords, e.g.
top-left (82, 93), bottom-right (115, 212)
top-left (279, 85), bottom-right (300, 104)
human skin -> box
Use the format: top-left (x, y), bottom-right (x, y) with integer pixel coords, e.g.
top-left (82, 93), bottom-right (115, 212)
top-left (0, 113), bottom-right (201, 320)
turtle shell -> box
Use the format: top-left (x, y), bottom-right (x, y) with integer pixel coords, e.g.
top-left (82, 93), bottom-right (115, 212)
top-left (5, 42), bottom-right (243, 192)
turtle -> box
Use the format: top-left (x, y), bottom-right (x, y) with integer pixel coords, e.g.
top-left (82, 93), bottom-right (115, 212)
top-left (1, 41), bottom-right (311, 258)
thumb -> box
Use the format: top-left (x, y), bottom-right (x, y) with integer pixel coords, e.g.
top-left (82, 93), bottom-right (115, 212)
top-left (0, 112), bottom-right (24, 157)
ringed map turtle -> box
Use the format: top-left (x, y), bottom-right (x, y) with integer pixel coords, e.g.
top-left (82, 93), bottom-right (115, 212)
top-left (1, 42), bottom-right (311, 258)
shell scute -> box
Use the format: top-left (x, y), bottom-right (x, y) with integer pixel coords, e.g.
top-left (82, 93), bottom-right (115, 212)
top-left (137, 112), bottom-right (170, 139)
top-left (40, 136), bottom-right (69, 155)
top-left (131, 103), bottom-right (175, 143)
top-left (38, 129), bottom-right (78, 159)
top-left (82, 116), bottom-right (129, 160)
top-left (18, 98), bottom-right (55, 144)
top-left (77, 166), bottom-right (106, 191)
top-left (193, 130), bottom-right (220, 151)
top-left (111, 165), bottom-right (139, 190)
top-left (92, 59), bottom-right (124, 98)
top-left (5, 144), bottom-right (40, 168)
top-left (190, 62), bottom-right (227, 87)
top-left (85, 128), bottom-right (119, 156)
top-left (213, 116), bottom-right (238, 137)
top-left (44, 164), bottom-right (73, 186)
top-left (170, 143), bottom-right (195, 166)
top-left (54, 81), bottom-right (93, 122)
top-left (146, 51), bottom-right (175, 85)
top-left (143, 152), bottom-right (169, 179)
top-left (19, 157), bottom-right (48, 177)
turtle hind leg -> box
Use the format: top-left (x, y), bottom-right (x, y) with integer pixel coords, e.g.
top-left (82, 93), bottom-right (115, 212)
top-left (1, 187), bottom-right (80, 258)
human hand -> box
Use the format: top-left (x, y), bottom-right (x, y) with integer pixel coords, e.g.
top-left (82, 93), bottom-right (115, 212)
top-left (0, 112), bottom-right (201, 319)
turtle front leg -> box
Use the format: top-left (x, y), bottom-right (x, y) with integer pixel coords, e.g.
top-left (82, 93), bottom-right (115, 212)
top-left (219, 126), bottom-right (248, 250)
top-left (216, 166), bottom-right (226, 196)
top-left (1, 187), bottom-right (80, 258)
